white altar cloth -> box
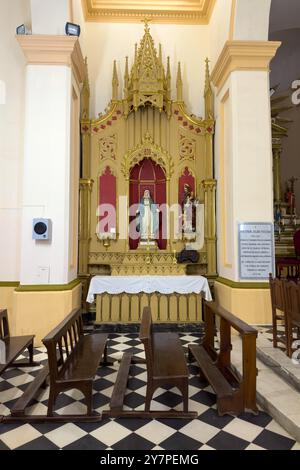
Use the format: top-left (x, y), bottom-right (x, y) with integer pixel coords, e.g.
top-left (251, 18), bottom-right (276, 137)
top-left (87, 275), bottom-right (212, 303)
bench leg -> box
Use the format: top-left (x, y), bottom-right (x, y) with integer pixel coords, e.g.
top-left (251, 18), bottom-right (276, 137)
top-left (28, 342), bottom-right (34, 363)
top-left (82, 384), bottom-right (93, 416)
top-left (100, 342), bottom-right (114, 366)
top-left (188, 346), bottom-right (194, 363)
top-left (47, 388), bottom-right (58, 417)
top-left (145, 384), bottom-right (154, 412)
top-left (178, 380), bottom-right (189, 413)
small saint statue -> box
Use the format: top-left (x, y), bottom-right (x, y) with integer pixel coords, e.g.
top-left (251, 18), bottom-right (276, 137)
top-left (285, 177), bottom-right (298, 216)
top-left (136, 189), bottom-right (159, 241)
top-left (182, 184), bottom-right (196, 233)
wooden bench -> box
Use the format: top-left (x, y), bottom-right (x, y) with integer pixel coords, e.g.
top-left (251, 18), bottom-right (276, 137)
top-left (0, 309), bottom-right (39, 376)
top-left (3, 308), bottom-right (110, 423)
top-left (269, 274), bottom-right (288, 350)
top-left (103, 306), bottom-right (197, 419)
top-left (42, 308), bottom-right (109, 420)
top-left (188, 301), bottom-right (258, 416)
top-left (283, 280), bottom-right (300, 358)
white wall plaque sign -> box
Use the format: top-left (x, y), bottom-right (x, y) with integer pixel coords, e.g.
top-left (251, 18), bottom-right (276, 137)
top-left (238, 223), bottom-right (275, 280)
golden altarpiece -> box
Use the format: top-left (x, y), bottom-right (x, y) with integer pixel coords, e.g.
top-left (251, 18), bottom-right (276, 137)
top-left (79, 23), bottom-right (217, 323)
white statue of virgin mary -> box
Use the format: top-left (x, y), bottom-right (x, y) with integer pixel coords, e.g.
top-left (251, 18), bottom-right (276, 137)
top-left (136, 190), bottom-right (159, 241)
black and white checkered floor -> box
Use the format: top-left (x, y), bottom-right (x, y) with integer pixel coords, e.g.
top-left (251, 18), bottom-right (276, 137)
top-left (0, 333), bottom-right (299, 450)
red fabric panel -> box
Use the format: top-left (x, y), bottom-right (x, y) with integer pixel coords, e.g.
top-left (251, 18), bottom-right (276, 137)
top-left (156, 180), bottom-right (167, 249)
top-left (99, 166), bottom-right (116, 233)
top-left (140, 158), bottom-right (156, 180)
top-left (179, 167), bottom-right (195, 206)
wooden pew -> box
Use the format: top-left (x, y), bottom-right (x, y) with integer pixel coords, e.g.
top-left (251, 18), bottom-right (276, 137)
top-left (42, 308), bottom-right (109, 420)
top-left (103, 306), bottom-right (197, 419)
top-left (188, 301), bottom-right (258, 416)
top-left (0, 309), bottom-right (39, 376)
top-left (269, 274), bottom-right (288, 350)
top-left (3, 308), bottom-right (110, 423)
top-left (283, 280), bottom-right (300, 358)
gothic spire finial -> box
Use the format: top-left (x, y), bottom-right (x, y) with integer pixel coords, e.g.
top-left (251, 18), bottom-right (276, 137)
top-left (204, 57), bottom-right (214, 119)
top-left (205, 57), bottom-right (211, 93)
top-left (112, 60), bottom-right (119, 101)
top-left (176, 62), bottom-right (183, 102)
top-left (124, 56), bottom-right (129, 98)
top-left (81, 56), bottom-right (90, 119)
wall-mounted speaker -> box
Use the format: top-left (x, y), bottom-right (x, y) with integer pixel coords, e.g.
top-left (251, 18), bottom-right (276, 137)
top-left (32, 219), bottom-right (52, 240)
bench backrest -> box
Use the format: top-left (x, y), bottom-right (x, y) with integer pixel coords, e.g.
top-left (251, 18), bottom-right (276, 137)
top-left (0, 309), bottom-right (10, 340)
top-left (204, 301), bottom-right (257, 336)
top-left (42, 309), bottom-right (84, 382)
top-left (269, 274), bottom-right (285, 312)
top-left (139, 307), bottom-right (154, 377)
top-left (203, 301), bottom-right (257, 389)
top-left (283, 280), bottom-right (300, 323)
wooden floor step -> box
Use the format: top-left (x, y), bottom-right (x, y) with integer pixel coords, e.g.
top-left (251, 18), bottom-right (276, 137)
top-left (11, 364), bottom-right (49, 417)
top-left (110, 352), bottom-right (132, 411)
top-left (189, 344), bottom-right (233, 398)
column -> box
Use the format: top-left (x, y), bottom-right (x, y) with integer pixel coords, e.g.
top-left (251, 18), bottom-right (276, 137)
top-left (211, 40), bottom-right (280, 324)
top-left (272, 142), bottom-right (282, 204)
top-left (203, 179), bottom-right (217, 277)
top-left (14, 35), bottom-right (85, 344)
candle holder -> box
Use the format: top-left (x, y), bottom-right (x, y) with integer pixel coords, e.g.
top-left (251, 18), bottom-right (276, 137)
top-left (97, 231), bottom-right (117, 250)
top-left (172, 240), bottom-right (178, 265)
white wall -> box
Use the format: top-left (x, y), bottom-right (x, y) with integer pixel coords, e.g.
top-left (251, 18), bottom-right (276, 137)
top-left (30, 0), bottom-right (70, 35)
top-left (72, 0), bottom-right (87, 56)
top-left (209, 0), bottom-right (233, 68)
top-left (84, 22), bottom-right (210, 118)
top-left (0, 0), bottom-right (31, 281)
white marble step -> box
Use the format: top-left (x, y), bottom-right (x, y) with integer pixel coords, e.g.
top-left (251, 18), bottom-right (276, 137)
top-left (231, 335), bottom-right (300, 443)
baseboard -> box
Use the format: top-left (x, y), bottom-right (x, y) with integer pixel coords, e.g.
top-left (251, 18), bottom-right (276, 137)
top-left (91, 322), bottom-right (205, 334)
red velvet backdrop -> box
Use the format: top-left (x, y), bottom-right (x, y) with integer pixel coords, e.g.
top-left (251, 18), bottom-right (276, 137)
top-left (178, 167), bottom-right (196, 206)
top-left (129, 158), bottom-right (167, 250)
top-left (99, 166), bottom-right (117, 233)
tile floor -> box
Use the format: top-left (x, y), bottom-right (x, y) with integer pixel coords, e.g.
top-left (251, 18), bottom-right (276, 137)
top-left (0, 333), bottom-right (298, 450)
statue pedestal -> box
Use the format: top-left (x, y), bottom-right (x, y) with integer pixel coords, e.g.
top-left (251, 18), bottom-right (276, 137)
top-left (137, 240), bottom-right (158, 251)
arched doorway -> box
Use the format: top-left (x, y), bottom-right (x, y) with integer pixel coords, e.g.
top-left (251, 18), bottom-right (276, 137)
top-left (129, 158), bottom-right (167, 250)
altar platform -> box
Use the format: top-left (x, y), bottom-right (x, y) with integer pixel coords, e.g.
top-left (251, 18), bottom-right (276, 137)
top-left (87, 275), bottom-right (212, 324)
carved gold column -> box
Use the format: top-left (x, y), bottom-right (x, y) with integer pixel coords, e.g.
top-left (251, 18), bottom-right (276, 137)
top-left (272, 139), bottom-right (282, 204)
top-left (203, 179), bottom-right (217, 277)
top-left (79, 178), bottom-right (93, 274)
top-left (204, 58), bottom-right (214, 179)
top-left (79, 57), bottom-right (92, 276)
top-left (81, 58), bottom-right (91, 179)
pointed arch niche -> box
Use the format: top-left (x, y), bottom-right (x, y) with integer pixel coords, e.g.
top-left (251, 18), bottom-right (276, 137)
top-left (129, 158), bottom-right (167, 250)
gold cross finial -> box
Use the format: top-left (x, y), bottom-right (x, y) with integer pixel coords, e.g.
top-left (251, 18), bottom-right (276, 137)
top-left (143, 17), bottom-right (152, 32)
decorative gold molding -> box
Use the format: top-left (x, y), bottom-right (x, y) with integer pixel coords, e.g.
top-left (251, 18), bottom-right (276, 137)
top-left (0, 282), bottom-right (20, 288)
top-left (176, 103), bottom-right (214, 130)
top-left (122, 132), bottom-right (174, 179)
top-left (216, 277), bottom-right (269, 290)
top-left (16, 35), bottom-right (86, 85)
top-left (211, 40), bottom-right (281, 92)
top-left (91, 102), bottom-right (120, 126)
top-left (82, 0), bottom-right (216, 24)
top-left (15, 279), bottom-right (82, 293)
